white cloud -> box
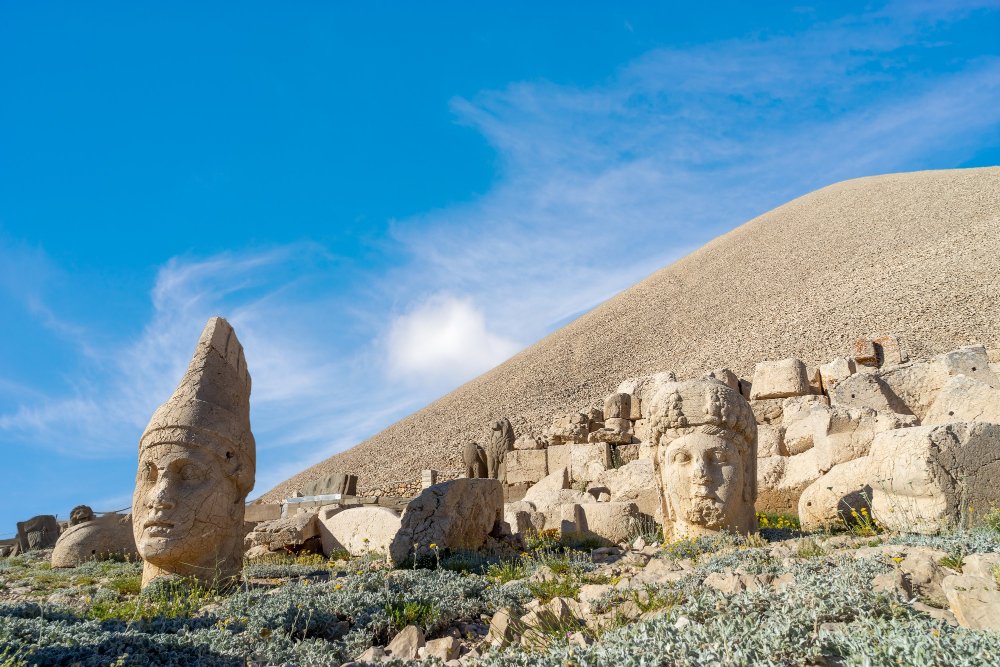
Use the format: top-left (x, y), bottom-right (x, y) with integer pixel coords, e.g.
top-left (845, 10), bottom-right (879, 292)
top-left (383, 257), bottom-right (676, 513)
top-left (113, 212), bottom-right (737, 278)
top-left (386, 294), bottom-right (521, 387)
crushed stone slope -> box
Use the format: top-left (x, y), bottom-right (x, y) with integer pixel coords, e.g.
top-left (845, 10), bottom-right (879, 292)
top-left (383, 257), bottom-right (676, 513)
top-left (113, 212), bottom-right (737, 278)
top-left (262, 167), bottom-right (1000, 502)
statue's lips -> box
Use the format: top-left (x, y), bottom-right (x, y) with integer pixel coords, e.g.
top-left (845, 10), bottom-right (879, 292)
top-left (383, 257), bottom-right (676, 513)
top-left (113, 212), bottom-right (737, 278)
top-left (143, 519), bottom-right (175, 535)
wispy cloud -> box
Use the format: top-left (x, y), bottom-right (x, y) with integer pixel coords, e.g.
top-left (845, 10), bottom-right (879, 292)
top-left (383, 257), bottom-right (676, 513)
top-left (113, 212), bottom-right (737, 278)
top-left (1, 2), bottom-right (997, 512)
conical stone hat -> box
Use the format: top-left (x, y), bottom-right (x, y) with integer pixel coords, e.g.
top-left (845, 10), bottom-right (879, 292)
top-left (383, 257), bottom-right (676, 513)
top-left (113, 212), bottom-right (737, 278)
top-left (140, 317), bottom-right (255, 496)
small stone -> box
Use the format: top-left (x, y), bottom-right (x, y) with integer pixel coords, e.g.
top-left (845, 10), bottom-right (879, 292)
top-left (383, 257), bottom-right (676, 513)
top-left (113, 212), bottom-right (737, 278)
top-left (425, 636), bottom-right (460, 662)
top-left (386, 625), bottom-right (425, 661)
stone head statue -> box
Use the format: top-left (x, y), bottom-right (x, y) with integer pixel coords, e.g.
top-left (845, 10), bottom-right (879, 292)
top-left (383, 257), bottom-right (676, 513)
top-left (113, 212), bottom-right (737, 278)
top-left (646, 378), bottom-right (757, 539)
top-left (132, 317), bottom-right (255, 588)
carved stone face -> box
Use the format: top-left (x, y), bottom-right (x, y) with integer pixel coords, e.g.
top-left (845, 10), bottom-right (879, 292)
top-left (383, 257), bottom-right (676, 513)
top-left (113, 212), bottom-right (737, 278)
top-left (133, 443), bottom-right (239, 572)
top-left (658, 429), bottom-right (746, 537)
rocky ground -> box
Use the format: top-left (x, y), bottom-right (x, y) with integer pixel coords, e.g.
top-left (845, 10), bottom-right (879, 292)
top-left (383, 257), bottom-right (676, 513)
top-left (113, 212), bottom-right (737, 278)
top-left (2, 517), bottom-right (1000, 666)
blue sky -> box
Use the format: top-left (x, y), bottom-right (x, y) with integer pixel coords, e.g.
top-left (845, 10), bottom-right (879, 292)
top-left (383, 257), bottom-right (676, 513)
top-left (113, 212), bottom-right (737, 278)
top-left (1, 1), bottom-right (999, 534)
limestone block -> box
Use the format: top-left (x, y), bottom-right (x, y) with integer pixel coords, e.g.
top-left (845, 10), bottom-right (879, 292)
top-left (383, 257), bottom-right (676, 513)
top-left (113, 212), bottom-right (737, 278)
top-left (389, 478), bottom-right (503, 564)
top-left (924, 374), bottom-right (1000, 425)
top-left (594, 459), bottom-right (660, 517)
top-left (781, 395), bottom-right (829, 425)
top-left (750, 359), bottom-right (810, 400)
top-left (523, 467), bottom-right (570, 512)
top-left (544, 415), bottom-right (589, 445)
top-left (756, 424), bottom-right (786, 457)
top-left (570, 442), bottom-right (611, 483)
top-left (878, 346), bottom-right (999, 420)
top-left (246, 512), bottom-right (320, 552)
top-left (632, 419), bottom-right (651, 443)
top-left (853, 338), bottom-right (878, 366)
top-left (51, 514), bottom-right (137, 567)
top-left (943, 573), bottom-right (1000, 630)
top-left (613, 443), bottom-right (641, 465)
top-left (317, 505), bottom-right (401, 556)
top-left (604, 393), bottom-right (632, 420)
top-left (588, 417), bottom-right (633, 445)
top-left (807, 366), bottom-right (823, 394)
top-left (870, 422), bottom-right (1000, 534)
top-left (546, 444), bottom-right (571, 472)
top-left (505, 449), bottom-right (548, 485)
top-left (783, 419), bottom-right (817, 456)
top-left (756, 451), bottom-right (823, 516)
top-left (819, 357), bottom-right (856, 392)
top-left (245, 503), bottom-right (282, 523)
top-left (810, 407), bottom-right (917, 473)
top-left (16, 515), bottom-right (60, 552)
top-left (503, 501), bottom-right (546, 536)
top-left (964, 553), bottom-right (1000, 581)
top-left (561, 502), bottom-right (641, 546)
top-left (873, 334), bottom-right (907, 366)
top-left (829, 372), bottom-right (911, 415)
top-left (302, 473), bottom-right (357, 497)
top-left (132, 317), bottom-right (255, 589)
top-left (798, 458), bottom-right (873, 531)
top-left (514, 434), bottom-right (544, 450)
top-left (504, 482), bottom-right (531, 503)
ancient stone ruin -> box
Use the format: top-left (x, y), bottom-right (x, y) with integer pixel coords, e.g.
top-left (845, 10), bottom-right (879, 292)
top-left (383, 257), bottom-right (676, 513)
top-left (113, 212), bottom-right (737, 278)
top-left (132, 316), bottom-right (256, 588)
top-left (646, 379), bottom-right (757, 539)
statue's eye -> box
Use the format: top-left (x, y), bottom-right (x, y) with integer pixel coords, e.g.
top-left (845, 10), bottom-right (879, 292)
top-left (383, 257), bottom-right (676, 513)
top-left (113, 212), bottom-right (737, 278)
top-left (143, 462), bottom-right (157, 482)
top-left (672, 451), bottom-right (691, 464)
top-left (712, 451), bottom-right (729, 464)
top-left (179, 463), bottom-right (204, 482)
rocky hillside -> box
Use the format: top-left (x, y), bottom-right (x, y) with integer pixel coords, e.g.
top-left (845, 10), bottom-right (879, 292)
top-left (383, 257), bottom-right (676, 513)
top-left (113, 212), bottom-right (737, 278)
top-left (264, 167), bottom-right (1000, 502)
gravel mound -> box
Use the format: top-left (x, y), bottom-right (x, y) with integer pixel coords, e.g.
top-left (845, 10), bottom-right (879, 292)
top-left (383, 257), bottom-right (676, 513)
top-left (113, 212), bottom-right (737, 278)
top-left (262, 167), bottom-right (1000, 502)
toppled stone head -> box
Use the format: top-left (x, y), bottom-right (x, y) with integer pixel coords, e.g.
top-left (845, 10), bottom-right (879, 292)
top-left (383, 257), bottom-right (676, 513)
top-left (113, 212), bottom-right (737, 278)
top-left (132, 317), bottom-right (255, 588)
top-left (70, 505), bottom-right (95, 526)
top-left (646, 379), bottom-right (757, 539)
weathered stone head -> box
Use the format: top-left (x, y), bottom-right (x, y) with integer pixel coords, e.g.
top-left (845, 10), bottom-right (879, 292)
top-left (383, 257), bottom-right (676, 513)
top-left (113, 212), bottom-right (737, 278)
top-left (646, 378), bottom-right (757, 539)
top-left (132, 317), bottom-right (255, 588)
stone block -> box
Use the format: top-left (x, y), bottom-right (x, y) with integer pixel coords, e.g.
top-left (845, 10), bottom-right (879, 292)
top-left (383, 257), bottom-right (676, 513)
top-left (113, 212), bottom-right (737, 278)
top-left (819, 357), bottom-right (856, 391)
top-left (756, 423), bottom-right (786, 457)
top-left (798, 458), bottom-right (873, 531)
top-left (318, 505), bottom-right (401, 556)
top-left (245, 503), bottom-right (282, 523)
top-left (570, 442), bottom-right (611, 483)
top-left (873, 334), bottom-right (907, 366)
top-left (546, 444), bottom-right (571, 472)
top-left (807, 366), bottom-right (823, 394)
top-left (853, 338), bottom-right (878, 366)
top-left (750, 358), bottom-right (811, 400)
top-left (505, 449), bottom-right (548, 485)
top-left (389, 479), bottom-right (503, 565)
top-left (16, 515), bottom-right (60, 552)
top-left (561, 502), bottom-right (641, 546)
top-left (603, 393), bottom-right (631, 420)
top-left (594, 459), bottom-right (660, 517)
top-left (923, 374), bottom-right (1000, 425)
top-left (523, 467), bottom-right (570, 512)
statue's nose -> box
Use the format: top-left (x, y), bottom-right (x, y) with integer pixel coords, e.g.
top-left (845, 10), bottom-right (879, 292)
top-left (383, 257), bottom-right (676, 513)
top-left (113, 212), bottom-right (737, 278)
top-left (148, 477), bottom-right (175, 510)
